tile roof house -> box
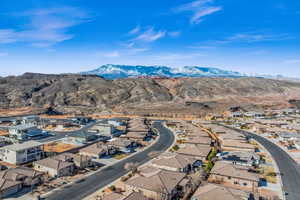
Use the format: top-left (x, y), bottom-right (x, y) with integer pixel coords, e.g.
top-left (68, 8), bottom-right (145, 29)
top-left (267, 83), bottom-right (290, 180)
top-left (221, 140), bottom-right (256, 152)
top-left (0, 167), bottom-right (44, 186)
top-left (220, 151), bottom-right (260, 167)
top-left (53, 153), bottom-right (92, 169)
top-left (109, 138), bottom-right (139, 153)
top-left (176, 144), bottom-right (211, 161)
top-left (102, 192), bottom-right (125, 200)
top-left (185, 130), bottom-right (210, 137)
top-left (67, 131), bottom-right (99, 144)
top-left (102, 192), bottom-right (149, 200)
top-left (34, 157), bottom-right (75, 177)
top-left (217, 131), bottom-right (246, 141)
top-left (151, 152), bottom-right (202, 172)
top-left (184, 136), bottom-right (212, 146)
top-left (276, 132), bottom-right (300, 142)
top-left (191, 183), bottom-right (258, 200)
top-left (0, 179), bottom-right (22, 198)
top-left (89, 123), bottom-right (113, 138)
top-left (209, 161), bottom-right (261, 192)
top-left (79, 142), bottom-right (118, 158)
top-left (0, 166), bottom-right (44, 198)
top-left (206, 126), bottom-right (256, 152)
top-left (126, 119), bottom-right (149, 133)
top-left (202, 124), bottom-right (227, 134)
top-left (126, 125), bottom-right (148, 132)
top-left (120, 132), bottom-right (148, 141)
top-left (124, 169), bottom-right (189, 200)
top-left (123, 192), bottom-right (149, 200)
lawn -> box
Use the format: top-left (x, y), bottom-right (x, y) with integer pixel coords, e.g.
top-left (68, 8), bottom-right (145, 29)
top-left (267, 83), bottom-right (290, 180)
top-left (114, 154), bottom-right (129, 160)
top-left (260, 166), bottom-right (277, 184)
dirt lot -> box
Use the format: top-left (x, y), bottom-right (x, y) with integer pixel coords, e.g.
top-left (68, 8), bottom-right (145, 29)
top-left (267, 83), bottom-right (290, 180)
top-left (44, 142), bottom-right (79, 153)
top-left (0, 107), bottom-right (46, 117)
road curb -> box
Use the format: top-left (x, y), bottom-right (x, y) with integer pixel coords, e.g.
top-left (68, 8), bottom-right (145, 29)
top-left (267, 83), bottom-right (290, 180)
top-left (253, 137), bottom-right (285, 200)
top-left (222, 124), bottom-right (286, 200)
top-left (40, 125), bottom-right (160, 199)
top-left (82, 121), bottom-right (176, 200)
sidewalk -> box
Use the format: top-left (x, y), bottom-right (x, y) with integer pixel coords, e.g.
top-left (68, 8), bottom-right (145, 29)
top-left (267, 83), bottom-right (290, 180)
top-left (260, 133), bottom-right (300, 165)
top-left (226, 125), bottom-right (285, 200)
top-left (255, 140), bottom-right (285, 200)
top-left (83, 122), bottom-right (176, 200)
top-left (41, 137), bottom-right (158, 199)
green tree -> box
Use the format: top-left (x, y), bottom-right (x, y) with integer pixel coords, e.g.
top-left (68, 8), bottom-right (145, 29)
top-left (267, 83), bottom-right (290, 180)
top-left (205, 161), bottom-right (214, 173)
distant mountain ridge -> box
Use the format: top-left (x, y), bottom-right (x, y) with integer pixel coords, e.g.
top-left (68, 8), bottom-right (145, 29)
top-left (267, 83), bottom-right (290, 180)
top-left (81, 64), bottom-right (245, 79)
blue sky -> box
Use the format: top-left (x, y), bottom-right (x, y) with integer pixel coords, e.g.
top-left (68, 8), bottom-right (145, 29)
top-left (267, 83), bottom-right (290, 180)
top-left (0, 0), bottom-right (300, 77)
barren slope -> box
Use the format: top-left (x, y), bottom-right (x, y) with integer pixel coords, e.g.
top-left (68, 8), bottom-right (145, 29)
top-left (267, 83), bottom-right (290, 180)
top-left (1, 73), bottom-right (300, 114)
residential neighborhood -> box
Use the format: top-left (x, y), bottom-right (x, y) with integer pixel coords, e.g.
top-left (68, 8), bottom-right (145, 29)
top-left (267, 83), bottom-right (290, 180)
top-left (86, 118), bottom-right (284, 200)
top-left (0, 115), bottom-right (156, 199)
top-left (0, 107), bottom-right (298, 199)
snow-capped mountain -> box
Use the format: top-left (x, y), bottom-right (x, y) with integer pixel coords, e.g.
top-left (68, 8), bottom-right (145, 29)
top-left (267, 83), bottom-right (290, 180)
top-left (81, 64), bottom-right (245, 79)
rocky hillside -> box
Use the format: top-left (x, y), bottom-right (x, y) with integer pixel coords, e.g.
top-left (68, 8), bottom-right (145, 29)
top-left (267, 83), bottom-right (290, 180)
top-left (1, 73), bottom-right (300, 114)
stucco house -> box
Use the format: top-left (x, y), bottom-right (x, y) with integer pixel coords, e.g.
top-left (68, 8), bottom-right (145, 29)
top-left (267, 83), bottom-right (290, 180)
top-left (151, 152), bottom-right (202, 172)
top-left (209, 161), bottom-right (261, 192)
top-left (79, 142), bottom-right (118, 158)
top-left (34, 157), bottom-right (75, 177)
top-left (124, 167), bottom-right (189, 200)
top-left (191, 183), bottom-right (258, 200)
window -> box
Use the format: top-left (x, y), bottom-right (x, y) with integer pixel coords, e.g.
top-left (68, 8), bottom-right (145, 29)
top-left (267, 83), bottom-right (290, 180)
top-left (228, 176), bottom-right (231, 180)
top-left (243, 183), bottom-right (247, 186)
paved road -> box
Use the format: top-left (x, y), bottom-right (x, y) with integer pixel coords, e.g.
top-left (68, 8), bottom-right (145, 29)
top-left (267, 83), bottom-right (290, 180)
top-left (222, 124), bottom-right (300, 200)
top-left (37, 120), bottom-right (100, 143)
top-left (44, 121), bottom-right (175, 200)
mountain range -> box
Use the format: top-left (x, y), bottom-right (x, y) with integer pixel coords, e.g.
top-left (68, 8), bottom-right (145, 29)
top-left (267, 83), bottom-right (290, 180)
top-left (1, 73), bottom-right (300, 115)
top-left (81, 64), bottom-right (245, 79)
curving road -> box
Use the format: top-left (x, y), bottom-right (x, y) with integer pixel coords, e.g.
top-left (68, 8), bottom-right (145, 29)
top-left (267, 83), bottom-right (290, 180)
top-left (222, 124), bottom-right (300, 200)
top-left (44, 121), bottom-right (175, 200)
top-left (37, 120), bottom-right (100, 143)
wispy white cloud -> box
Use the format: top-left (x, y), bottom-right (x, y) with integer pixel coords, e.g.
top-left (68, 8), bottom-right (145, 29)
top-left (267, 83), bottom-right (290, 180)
top-left (124, 26), bottom-right (179, 54)
top-left (227, 33), bottom-right (290, 43)
top-left (191, 7), bottom-right (222, 24)
top-left (213, 33), bottom-right (292, 44)
top-left (193, 32), bottom-right (292, 48)
top-left (127, 26), bottom-right (181, 45)
top-left (128, 25), bottom-right (140, 35)
top-left (168, 31), bottom-right (181, 38)
top-left (0, 6), bottom-right (90, 47)
top-left (134, 27), bottom-right (166, 42)
top-left (119, 40), bottom-right (149, 54)
top-left (103, 51), bottom-right (120, 58)
top-left (128, 48), bottom-right (149, 54)
top-left (188, 45), bottom-right (216, 49)
top-left (174, 0), bottom-right (213, 12)
top-left (173, 0), bottom-right (222, 24)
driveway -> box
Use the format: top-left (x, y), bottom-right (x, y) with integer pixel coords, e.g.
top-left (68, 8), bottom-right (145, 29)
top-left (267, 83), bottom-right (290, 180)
top-left (222, 125), bottom-right (300, 200)
top-left (43, 121), bottom-right (175, 200)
